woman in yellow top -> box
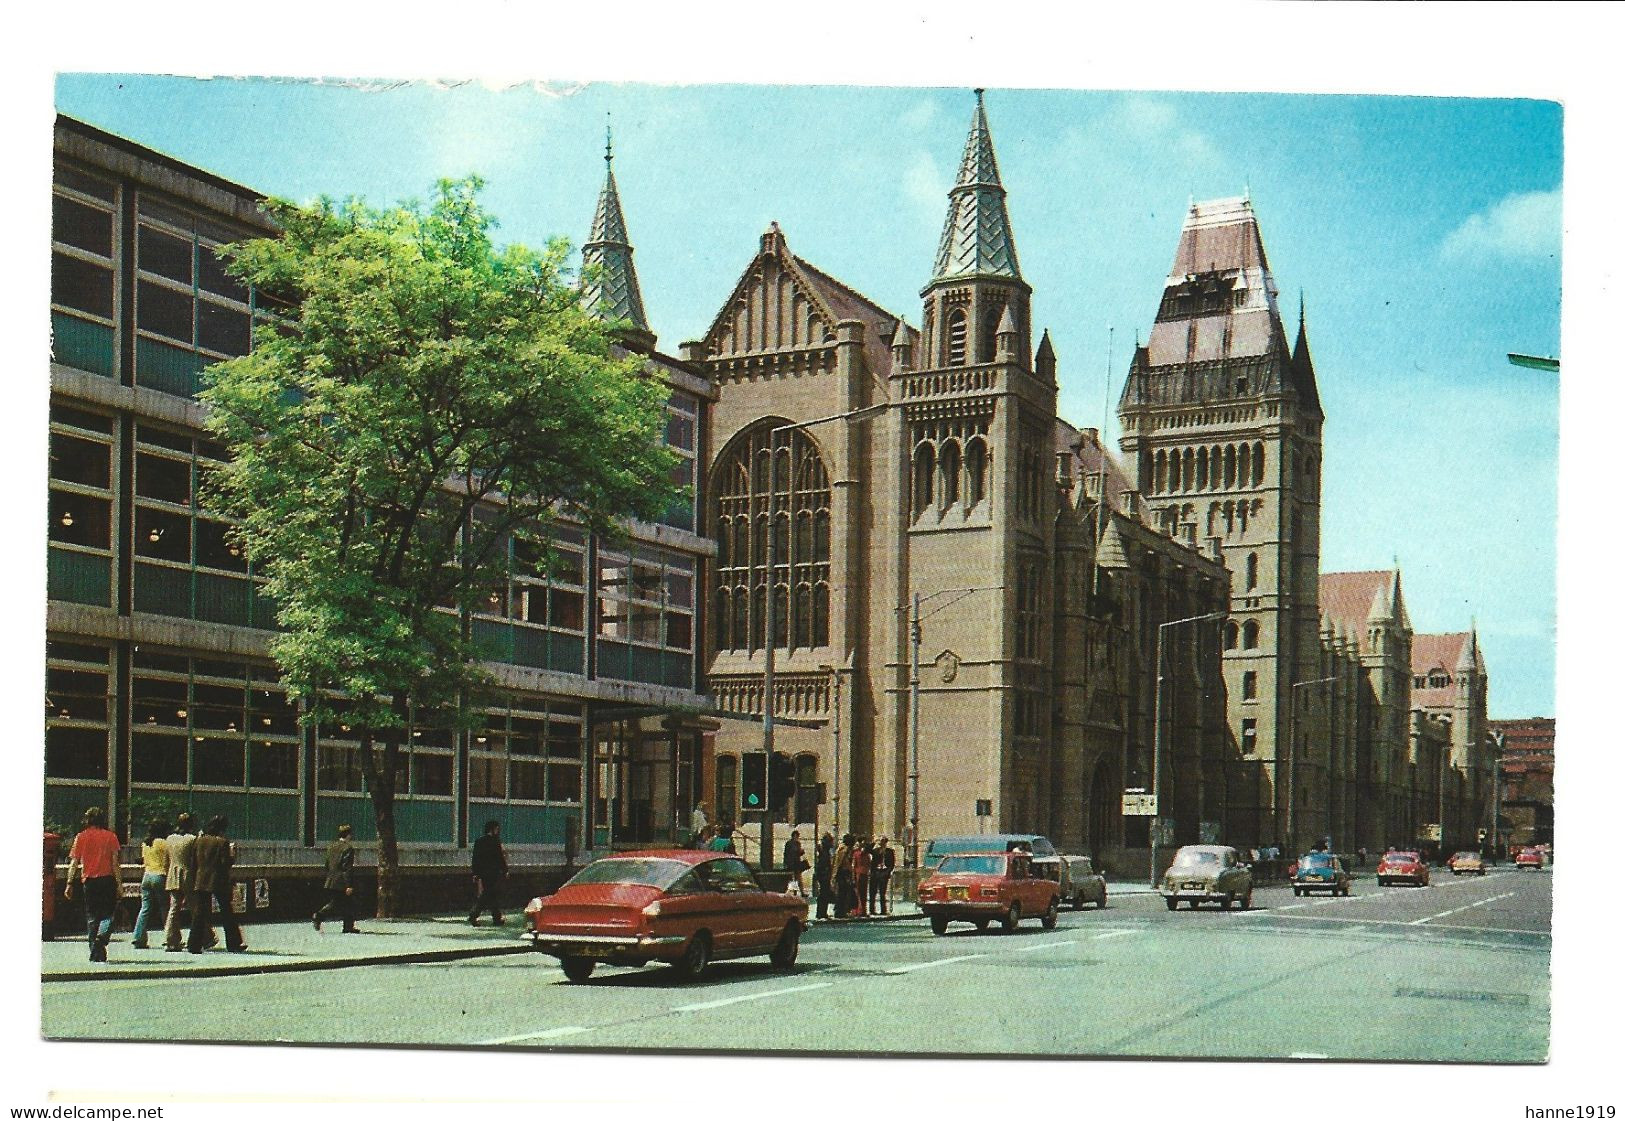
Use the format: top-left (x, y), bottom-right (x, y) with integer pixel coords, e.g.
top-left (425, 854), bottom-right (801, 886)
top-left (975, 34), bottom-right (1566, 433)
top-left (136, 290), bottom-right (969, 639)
top-left (131, 818), bottom-right (170, 949)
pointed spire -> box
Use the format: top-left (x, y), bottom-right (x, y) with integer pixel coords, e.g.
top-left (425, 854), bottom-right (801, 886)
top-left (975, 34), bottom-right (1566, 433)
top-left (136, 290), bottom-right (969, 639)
top-left (929, 90), bottom-right (1022, 284)
top-left (1035, 328), bottom-right (1056, 381)
top-left (581, 119), bottom-right (654, 351)
top-left (891, 316), bottom-right (913, 372)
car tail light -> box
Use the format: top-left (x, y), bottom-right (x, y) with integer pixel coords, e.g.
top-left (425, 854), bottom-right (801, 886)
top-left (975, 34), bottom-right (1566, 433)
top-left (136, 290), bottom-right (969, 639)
top-left (523, 896), bottom-right (546, 916)
top-left (641, 901), bottom-right (663, 918)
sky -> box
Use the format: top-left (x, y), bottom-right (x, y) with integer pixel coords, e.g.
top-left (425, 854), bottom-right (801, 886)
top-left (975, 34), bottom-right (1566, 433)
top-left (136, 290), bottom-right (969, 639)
top-left (53, 74), bottom-right (1561, 718)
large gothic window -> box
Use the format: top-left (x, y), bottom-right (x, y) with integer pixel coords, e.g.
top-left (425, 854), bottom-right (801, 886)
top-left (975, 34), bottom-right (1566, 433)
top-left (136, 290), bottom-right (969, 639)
top-left (712, 423), bottom-right (832, 653)
top-left (946, 309), bottom-right (968, 366)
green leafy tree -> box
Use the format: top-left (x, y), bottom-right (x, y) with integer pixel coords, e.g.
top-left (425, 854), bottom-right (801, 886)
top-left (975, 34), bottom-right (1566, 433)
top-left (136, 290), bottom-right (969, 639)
top-left (200, 177), bottom-right (677, 916)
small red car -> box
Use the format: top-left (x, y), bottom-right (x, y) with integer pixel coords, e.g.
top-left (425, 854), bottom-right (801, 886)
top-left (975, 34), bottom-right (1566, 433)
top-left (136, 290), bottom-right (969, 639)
top-left (1376, 850), bottom-right (1431, 887)
top-left (917, 850), bottom-right (1061, 935)
top-left (524, 850), bottom-right (807, 983)
top-left (1515, 847), bottom-right (1545, 871)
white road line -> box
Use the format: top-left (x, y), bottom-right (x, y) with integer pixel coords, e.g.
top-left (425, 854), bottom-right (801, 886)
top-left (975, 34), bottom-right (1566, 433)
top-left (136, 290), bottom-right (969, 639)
top-left (672, 981), bottom-right (832, 1012)
top-left (480, 1025), bottom-right (593, 1045)
top-left (1012, 939), bottom-right (1077, 953)
top-left (1092, 930), bottom-right (1140, 940)
top-left (887, 954), bottom-right (986, 974)
top-left (1277, 903), bottom-right (1308, 911)
top-left (1407, 891), bottom-right (1517, 926)
top-left (1289, 1051), bottom-right (1329, 1059)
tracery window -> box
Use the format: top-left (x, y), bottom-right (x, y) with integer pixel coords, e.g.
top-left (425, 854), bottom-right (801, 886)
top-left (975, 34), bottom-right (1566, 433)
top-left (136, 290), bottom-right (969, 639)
top-left (712, 423), bottom-right (831, 653)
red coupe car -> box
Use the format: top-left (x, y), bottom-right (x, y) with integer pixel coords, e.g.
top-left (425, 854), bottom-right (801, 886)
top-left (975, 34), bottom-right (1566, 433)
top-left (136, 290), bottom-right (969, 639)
top-left (916, 850), bottom-right (1061, 935)
top-left (1376, 850), bottom-right (1431, 887)
top-left (1515, 847), bottom-right (1546, 871)
top-left (524, 850), bottom-right (807, 983)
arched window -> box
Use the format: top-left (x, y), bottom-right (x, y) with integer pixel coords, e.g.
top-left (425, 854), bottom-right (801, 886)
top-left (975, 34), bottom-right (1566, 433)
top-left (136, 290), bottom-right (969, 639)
top-left (1237, 443), bottom-right (1251, 489)
top-left (1242, 620), bottom-right (1260, 649)
top-left (1223, 445), bottom-right (1236, 488)
top-left (1245, 552), bottom-right (1258, 591)
top-left (965, 437), bottom-right (988, 507)
top-left (1224, 622), bottom-right (1239, 650)
top-left (1182, 449), bottom-right (1195, 492)
top-left (813, 581), bottom-right (830, 648)
top-left (978, 308), bottom-right (1000, 363)
top-left (1242, 671), bottom-right (1257, 700)
top-left (913, 442), bottom-right (936, 517)
top-left (793, 584), bottom-right (812, 651)
top-left (1252, 442), bottom-right (1265, 487)
top-left (711, 422), bottom-right (832, 653)
top-left (1196, 447), bottom-right (1209, 490)
top-left (715, 517), bottom-right (731, 567)
top-left (946, 309), bottom-right (968, 366)
top-left (1153, 450), bottom-right (1167, 494)
top-left (939, 440), bottom-right (962, 508)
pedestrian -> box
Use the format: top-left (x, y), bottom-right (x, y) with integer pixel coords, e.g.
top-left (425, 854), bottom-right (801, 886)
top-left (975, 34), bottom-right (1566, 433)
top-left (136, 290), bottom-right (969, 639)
top-left (833, 833), bottom-right (855, 918)
top-left (689, 801), bottom-right (710, 847)
top-left (313, 823), bottom-right (359, 933)
top-left (782, 830), bottom-right (808, 896)
top-left (710, 822), bottom-right (736, 853)
top-left (813, 832), bottom-right (834, 920)
top-left (1357, 846), bottom-right (1367, 869)
top-left (162, 813), bottom-right (198, 952)
top-left (852, 837), bottom-right (872, 917)
top-left (187, 815), bottom-right (245, 954)
top-left (64, 806), bottom-right (121, 963)
top-left (468, 819), bottom-right (508, 926)
top-left (869, 835), bottom-right (896, 915)
top-left (130, 817), bottom-right (170, 949)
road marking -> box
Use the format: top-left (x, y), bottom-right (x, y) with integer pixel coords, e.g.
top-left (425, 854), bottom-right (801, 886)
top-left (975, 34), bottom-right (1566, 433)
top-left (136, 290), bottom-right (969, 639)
top-left (1092, 930), bottom-right (1140, 940)
top-left (672, 981), bottom-right (832, 1011)
top-left (1277, 903), bottom-right (1308, 911)
top-left (887, 954), bottom-right (986, 974)
top-left (1407, 891), bottom-right (1517, 925)
top-left (480, 1025), bottom-right (593, 1045)
top-left (1289, 1051), bottom-right (1329, 1059)
top-left (1012, 939), bottom-right (1076, 953)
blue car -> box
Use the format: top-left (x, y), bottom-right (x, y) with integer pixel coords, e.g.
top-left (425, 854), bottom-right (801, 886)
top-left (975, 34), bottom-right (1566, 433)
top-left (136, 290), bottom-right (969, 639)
top-left (1291, 852), bottom-right (1351, 897)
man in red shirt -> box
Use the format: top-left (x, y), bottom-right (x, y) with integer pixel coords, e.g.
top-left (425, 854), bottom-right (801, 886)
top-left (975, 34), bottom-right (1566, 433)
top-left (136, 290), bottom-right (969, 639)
top-left (66, 806), bottom-right (122, 962)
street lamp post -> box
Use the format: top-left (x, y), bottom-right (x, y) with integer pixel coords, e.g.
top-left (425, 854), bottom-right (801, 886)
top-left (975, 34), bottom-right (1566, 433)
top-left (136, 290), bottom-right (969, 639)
top-left (1149, 611), bottom-right (1225, 889)
top-left (818, 663), bottom-right (843, 835)
top-left (906, 585), bottom-right (1002, 868)
top-left (1285, 676), bottom-right (1337, 857)
top-left (1488, 730), bottom-right (1505, 863)
top-left (760, 405), bottom-right (885, 870)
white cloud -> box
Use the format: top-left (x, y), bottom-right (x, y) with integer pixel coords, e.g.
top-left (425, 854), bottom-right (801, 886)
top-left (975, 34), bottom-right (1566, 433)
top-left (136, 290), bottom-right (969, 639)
top-left (899, 97), bottom-right (939, 132)
top-left (1114, 95), bottom-right (1218, 167)
top-left (903, 150), bottom-right (947, 230)
top-left (1441, 189), bottom-right (1562, 262)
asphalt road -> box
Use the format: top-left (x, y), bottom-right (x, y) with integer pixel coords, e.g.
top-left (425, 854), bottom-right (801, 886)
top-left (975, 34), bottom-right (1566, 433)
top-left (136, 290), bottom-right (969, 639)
top-left (41, 867), bottom-right (1550, 1062)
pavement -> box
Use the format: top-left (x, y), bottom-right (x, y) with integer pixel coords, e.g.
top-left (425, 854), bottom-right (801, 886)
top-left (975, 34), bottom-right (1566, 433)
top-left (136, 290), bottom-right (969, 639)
top-left (42, 878), bottom-right (1161, 983)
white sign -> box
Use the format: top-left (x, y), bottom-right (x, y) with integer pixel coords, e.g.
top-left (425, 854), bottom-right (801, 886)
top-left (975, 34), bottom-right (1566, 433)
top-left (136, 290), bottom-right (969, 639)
top-left (1122, 793), bottom-right (1158, 816)
top-left (1420, 823), bottom-right (1442, 841)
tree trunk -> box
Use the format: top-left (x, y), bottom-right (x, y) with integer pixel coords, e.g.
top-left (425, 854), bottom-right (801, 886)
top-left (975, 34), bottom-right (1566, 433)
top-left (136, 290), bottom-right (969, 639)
top-left (359, 720), bottom-right (403, 919)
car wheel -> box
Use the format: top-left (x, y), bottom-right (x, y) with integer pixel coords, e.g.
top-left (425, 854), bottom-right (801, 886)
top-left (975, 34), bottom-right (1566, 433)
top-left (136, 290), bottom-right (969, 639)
top-left (1041, 898), bottom-right (1059, 930)
top-left (930, 915), bottom-right (949, 936)
top-left (560, 957), bottom-right (595, 983)
top-left (1165, 897), bottom-right (1178, 911)
top-left (1221, 894), bottom-right (1233, 910)
top-left (1293, 887), bottom-right (1302, 897)
top-left (1073, 894), bottom-right (1086, 912)
top-left (1003, 902), bottom-right (1022, 933)
top-left (674, 932), bottom-right (710, 981)
top-left (769, 923), bottom-right (801, 970)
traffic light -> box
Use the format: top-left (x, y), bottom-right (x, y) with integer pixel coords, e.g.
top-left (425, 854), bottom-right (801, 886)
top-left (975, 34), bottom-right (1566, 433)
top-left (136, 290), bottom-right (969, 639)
top-left (769, 751), bottom-right (797, 811)
top-left (741, 751), bottom-right (766, 812)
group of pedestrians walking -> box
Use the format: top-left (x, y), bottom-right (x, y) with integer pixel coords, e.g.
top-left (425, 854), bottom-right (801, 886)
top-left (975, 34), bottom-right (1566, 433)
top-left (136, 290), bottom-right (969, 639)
top-left (63, 806), bottom-right (246, 963)
top-left (811, 832), bottom-right (895, 920)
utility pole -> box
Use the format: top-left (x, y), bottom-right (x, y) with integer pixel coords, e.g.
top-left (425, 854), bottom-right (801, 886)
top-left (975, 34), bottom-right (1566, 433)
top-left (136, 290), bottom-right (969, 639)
top-left (1285, 676), bottom-right (1336, 857)
top-left (1150, 611), bottom-right (1225, 888)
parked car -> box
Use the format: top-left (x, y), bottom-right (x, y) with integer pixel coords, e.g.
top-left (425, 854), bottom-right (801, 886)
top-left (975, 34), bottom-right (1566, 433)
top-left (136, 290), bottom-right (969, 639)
top-left (917, 850), bottom-right (1061, 935)
top-left (1376, 850), bottom-right (1430, 886)
top-left (1448, 851), bottom-right (1487, 876)
top-left (1160, 844), bottom-right (1253, 910)
top-left (1292, 852), bottom-right (1351, 896)
top-left (523, 850), bottom-right (807, 982)
top-left (1515, 847), bottom-right (1546, 871)
top-left (1060, 855), bottom-right (1108, 910)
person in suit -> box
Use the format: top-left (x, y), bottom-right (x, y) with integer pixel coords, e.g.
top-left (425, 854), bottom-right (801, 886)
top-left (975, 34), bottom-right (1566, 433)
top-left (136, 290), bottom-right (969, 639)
top-left (813, 832), bottom-right (835, 920)
top-left (468, 819), bottom-right (508, 926)
top-left (833, 833), bottom-right (855, 918)
top-left (162, 813), bottom-right (198, 952)
top-left (187, 815), bottom-right (245, 953)
top-left (313, 823), bottom-right (359, 933)
top-left (869, 836), bottom-right (897, 915)
top-left (782, 831), bottom-right (807, 896)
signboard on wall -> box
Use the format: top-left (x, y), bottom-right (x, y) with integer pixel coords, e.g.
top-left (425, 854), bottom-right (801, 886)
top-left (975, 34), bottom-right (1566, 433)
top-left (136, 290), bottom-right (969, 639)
top-left (1122, 793), bottom-right (1158, 817)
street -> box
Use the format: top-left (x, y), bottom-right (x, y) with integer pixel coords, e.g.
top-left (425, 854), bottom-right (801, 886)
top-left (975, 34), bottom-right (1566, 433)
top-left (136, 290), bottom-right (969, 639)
top-left (42, 867), bottom-right (1549, 1062)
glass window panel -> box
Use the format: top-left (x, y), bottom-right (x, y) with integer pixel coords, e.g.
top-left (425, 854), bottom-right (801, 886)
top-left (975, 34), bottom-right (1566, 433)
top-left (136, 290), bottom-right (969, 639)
top-left (468, 756), bottom-right (506, 799)
top-left (193, 680), bottom-right (244, 707)
top-left (47, 724), bottom-right (109, 780)
top-left (50, 405), bottom-right (114, 435)
top-left (199, 299), bottom-right (251, 356)
top-left (51, 252), bottom-right (114, 319)
top-left (318, 744), bottom-right (364, 791)
top-left (249, 740), bottom-right (298, 789)
top-left (137, 280), bottom-right (193, 343)
top-left (665, 613), bottom-right (692, 651)
top-left (136, 425), bottom-right (193, 454)
top-left (547, 734), bottom-right (583, 760)
top-left (130, 698), bottom-right (185, 729)
top-left (550, 589), bottom-right (584, 631)
top-left (47, 641), bottom-right (109, 665)
top-left (546, 763), bottom-right (581, 803)
top-left (199, 248), bottom-right (249, 302)
top-left (139, 225), bottom-right (193, 284)
top-left (56, 165), bottom-right (117, 202)
top-left (411, 753), bottom-right (452, 795)
top-left (665, 411), bottom-right (695, 451)
top-left (631, 604), bottom-right (661, 645)
top-left (511, 759), bottom-right (545, 800)
top-left (49, 491), bottom-right (111, 549)
top-left (53, 195), bottom-right (113, 257)
top-left (193, 738), bottom-right (245, 786)
top-left (50, 432), bottom-right (110, 488)
top-left (134, 505), bottom-right (191, 562)
top-left (130, 731), bottom-right (186, 784)
top-left (133, 649), bottom-right (189, 673)
top-left (515, 583), bottom-right (547, 625)
top-left (666, 572), bottom-right (692, 608)
top-left (250, 690), bottom-right (298, 735)
top-left (45, 668), bottom-right (107, 722)
top-left (196, 519), bottom-right (248, 573)
top-left (136, 452), bottom-right (192, 505)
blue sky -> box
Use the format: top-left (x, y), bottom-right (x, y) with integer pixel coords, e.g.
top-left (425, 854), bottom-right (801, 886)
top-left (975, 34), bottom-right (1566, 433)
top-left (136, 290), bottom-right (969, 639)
top-left (54, 75), bottom-right (1562, 718)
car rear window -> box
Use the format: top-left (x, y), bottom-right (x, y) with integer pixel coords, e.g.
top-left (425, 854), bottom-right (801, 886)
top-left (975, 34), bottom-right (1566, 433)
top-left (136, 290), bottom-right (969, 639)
top-left (936, 855), bottom-right (1005, 876)
top-left (1299, 854), bottom-right (1335, 868)
top-left (1172, 850), bottom-right (1220, 867)
top-left (563, 858), bottom-right (689, 888)
top-left (1384, 853), bottom-right (1419, 862)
